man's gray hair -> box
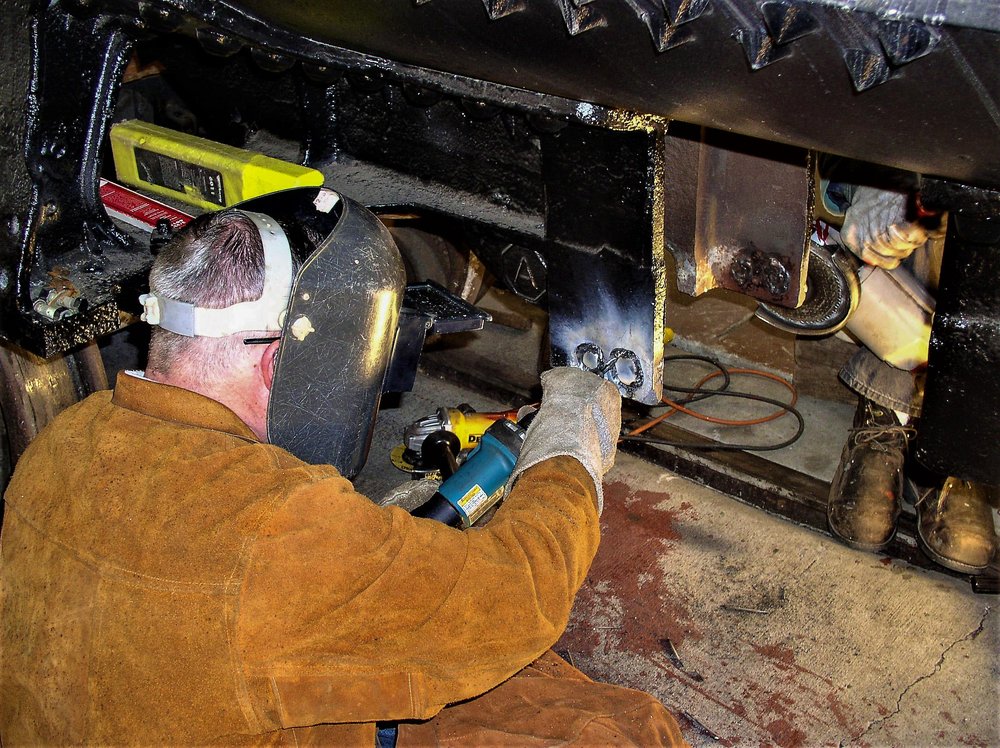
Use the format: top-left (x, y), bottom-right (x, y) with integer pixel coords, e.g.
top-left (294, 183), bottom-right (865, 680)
top-left (146, 210), bottom-right (270, 377)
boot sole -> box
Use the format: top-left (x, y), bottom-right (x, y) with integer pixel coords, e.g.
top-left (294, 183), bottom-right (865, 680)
top-left (828, 523), bottom-right (895, 554)
top-left (917, 526), bottom-right (990, 575)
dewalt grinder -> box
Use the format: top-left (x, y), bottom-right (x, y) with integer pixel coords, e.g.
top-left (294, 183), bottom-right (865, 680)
top-left (391, 405), bottom-right (519, 476)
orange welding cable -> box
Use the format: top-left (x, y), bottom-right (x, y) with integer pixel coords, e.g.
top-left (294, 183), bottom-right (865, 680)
top-left (626, 368), bottom-right (798, 436)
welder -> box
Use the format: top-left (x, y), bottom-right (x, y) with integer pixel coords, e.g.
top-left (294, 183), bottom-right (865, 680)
top-left (0, 189), bottom-right (683, 745)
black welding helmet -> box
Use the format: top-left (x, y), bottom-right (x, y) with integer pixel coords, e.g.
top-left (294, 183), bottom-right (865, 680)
top-left (142, 186), bottom-right (405, 477)
top-left (246, 187), bottom-right (405, 477)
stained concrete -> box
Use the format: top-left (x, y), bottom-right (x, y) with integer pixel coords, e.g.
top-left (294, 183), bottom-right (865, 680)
top-left (559, 455), bottom-right (998, 747)
top-left (355, 370), bottom-right (998, 748)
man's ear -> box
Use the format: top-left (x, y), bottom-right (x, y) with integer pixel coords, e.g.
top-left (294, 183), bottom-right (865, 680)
top-left (261, 339), bottom-right (281, 391)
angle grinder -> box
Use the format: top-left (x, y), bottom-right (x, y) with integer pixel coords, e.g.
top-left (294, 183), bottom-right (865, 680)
top-left (411, 415), bottom-right (532, 528)
top-left (391, 405), bottom-right (519, 476)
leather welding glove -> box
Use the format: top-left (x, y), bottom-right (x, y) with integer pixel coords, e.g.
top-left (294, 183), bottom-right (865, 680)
top-left (378, 478), bottom-right (441, 512)
top-left (841, 186), bottom-right (939, 270)
top-left (508, 367), bottom-right (621, 514)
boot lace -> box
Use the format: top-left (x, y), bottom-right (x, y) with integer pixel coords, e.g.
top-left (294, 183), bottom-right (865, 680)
top-left (851, 424), bottom-right (915, 454)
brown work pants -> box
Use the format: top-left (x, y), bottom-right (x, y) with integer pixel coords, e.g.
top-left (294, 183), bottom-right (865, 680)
top-left (398, 651), bottom-right (686, 746)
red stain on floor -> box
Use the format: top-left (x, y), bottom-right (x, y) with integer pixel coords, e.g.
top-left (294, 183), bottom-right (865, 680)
top-left (824, 691), bottom-right (853, 733)
top-left (752, 642), bottom-right (796, 667)
top-left (763, 718), bottom-right (808, 747)
top-left (559, 478), bottom-right (699, 655)
top-left (744, 642), bottom-right (858, 735)
top-left (556, 476), bottom-right (875, 746)
top-left (749, 642), bottom-right (836, 688)
top-left (958, 735), bottom-right (989, 747)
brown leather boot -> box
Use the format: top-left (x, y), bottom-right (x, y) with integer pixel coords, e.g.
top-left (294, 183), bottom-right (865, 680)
top-left (917, 477), bottom-right (998, 574)
top-left (828, 398), bottom-right (909, 551)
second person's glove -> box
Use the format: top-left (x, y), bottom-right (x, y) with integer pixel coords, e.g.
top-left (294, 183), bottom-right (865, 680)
top-left (841, 186), bottom-right (932, 270)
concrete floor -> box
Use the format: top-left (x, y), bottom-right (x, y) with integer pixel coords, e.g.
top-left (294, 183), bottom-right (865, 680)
top-left (354, 331), bottom-right (999, 747)
top-left (560, 453), bottom-right (998, 747)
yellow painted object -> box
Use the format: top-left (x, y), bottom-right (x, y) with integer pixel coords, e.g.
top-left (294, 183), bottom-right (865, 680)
top-left (445, 409), bottom-right (516, 450)
top-left (110, 120), bottom-right (323, 210)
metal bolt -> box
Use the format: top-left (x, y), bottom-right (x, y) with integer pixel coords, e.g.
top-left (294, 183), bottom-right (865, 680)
top-left (730, 252), bottom-right (754, 289)
top-left (488, 189), bottom-right (511, 207)
top-left (302, 62), bottom-right (342, 84)
top-left (763, 256), bottom-right (791, 296)
top-left (461, 99), bottom-right (501, 120)
top-left (251, 47), bottom-right (295, 73)
top-left (500, 245), bottom-right (547, 302)
top-left (196, 28), bottom-right (243, 57)
top-left (139, 2), bottom-right (182, 32)
top-left (5, 214), bottom-right (21, 237)
top-left (402, 84), bottom-right (441, 107)
top-left (346, 69), bottom-right (384, 92)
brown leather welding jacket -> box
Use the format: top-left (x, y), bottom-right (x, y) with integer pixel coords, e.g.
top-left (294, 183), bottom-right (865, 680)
top-left (0, 373), bottom-right (601, 745)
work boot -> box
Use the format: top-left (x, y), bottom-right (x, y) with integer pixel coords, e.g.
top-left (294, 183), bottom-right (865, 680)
top-left (827, 398), bottom-right (909, 551)
top-left (917, 477), bottom-right (998, 574)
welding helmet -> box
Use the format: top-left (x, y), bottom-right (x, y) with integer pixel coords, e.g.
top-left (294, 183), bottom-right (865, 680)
top-left (140, 186), bottom-right (405, 477)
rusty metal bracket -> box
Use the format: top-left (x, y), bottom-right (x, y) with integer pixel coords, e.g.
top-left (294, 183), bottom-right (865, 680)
top-left (662, 127), bottom-right (815, 309)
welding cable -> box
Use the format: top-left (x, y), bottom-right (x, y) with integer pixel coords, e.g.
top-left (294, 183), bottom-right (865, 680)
top-left (626, 355), bottom-right (789, 436)
top-left (623, 353), bottom-right (731, 437)
top-left (621, 391), bottom-right (805, 452)
top-left (658, 368), bottom-right (798, 427)
top-left (621, 356), bottom-right (804, 451)
top-left (632, 355), bottom-right (796, 429)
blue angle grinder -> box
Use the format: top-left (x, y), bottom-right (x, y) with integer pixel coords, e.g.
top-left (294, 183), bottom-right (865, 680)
top-left (411, 416), bottom-right (531, 528)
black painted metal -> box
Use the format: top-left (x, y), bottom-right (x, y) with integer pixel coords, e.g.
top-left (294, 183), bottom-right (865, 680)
top-left (1, 0), bottom-right (991, 352)
top-left (916, 182), bottom-right (1000, 486)
top-left (228, 0), bottom-right (1000, 185)
top-left (0, 0), bottom-right (997, 478)
top-left (0, 3), bottom-right (145, 357)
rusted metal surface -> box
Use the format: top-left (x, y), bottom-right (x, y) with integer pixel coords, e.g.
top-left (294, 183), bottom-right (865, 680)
top-left (660, 126), bottom-right (814, 310)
